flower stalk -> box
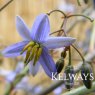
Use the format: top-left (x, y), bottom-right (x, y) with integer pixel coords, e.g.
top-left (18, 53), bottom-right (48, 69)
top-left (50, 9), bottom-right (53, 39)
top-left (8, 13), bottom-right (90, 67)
top-left (4, 65), bottom-right (29, 95)
top-left (47, 9), bottom-right (93, 22)
top-left (77, 0), bottom-right (81, 6)
top-left (68, 47), bottom-right (71, 65)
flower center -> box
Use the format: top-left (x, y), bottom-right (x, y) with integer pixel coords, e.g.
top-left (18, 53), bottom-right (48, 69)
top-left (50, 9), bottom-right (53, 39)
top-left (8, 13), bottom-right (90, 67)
top-left (20, 41), bottom-right (42, 66)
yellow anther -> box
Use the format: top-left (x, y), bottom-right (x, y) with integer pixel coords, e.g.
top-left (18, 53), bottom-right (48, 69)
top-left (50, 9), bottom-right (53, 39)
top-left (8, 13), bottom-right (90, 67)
top-left (29, 44), bottom-right (39, 62)
top-left (33, 47), bottom-right (42, 66)
top-left (24, 47), bottom-right (32, 65)
top-left (20, 41), bottom-right (35, 54)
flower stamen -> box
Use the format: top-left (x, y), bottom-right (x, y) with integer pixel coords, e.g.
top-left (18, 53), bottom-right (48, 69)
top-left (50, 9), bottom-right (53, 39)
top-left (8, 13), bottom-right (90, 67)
top-left (21, 41), bottom-right (42, 66)
top-left (24, 47), bottom-right (31, 65)
top-left (33, 47), bottom-right (42, 66)
top-left (20, 41), bottom-right (35, 54)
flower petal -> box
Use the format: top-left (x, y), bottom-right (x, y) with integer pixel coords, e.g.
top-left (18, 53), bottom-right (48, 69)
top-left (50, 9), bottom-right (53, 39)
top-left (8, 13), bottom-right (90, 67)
top-left (16, 16), bottom-right (32, 40)
top-left (31, 14), bottom-right (50, 43)
top-left (43, 37), bottom-right (76, 49)
top-left (39, 47), bottom-right (56, 78)
top-left (2, 41), bottom-right (29, 57)
top-left (29, 61), bottom-right (40, 76)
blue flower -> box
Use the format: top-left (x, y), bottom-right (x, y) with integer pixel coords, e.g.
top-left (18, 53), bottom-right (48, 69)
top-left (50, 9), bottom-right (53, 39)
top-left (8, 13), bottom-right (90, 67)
top-left (2, 14), bottom-right (76, 78)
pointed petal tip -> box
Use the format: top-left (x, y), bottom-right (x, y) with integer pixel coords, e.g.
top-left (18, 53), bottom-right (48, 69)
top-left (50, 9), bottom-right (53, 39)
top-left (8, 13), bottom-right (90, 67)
top-left (64, 37), bottom-right (76, 46)
top-left (70, 37), bottom-right (76, 43)
top-left (16, 15), bottom-right (23, 24)
top-left (16, 15), bottom-right (20, 22)
top-left (2, 51), bottom-right (8, 57)
top-left (31, 13), bottom-right (50, 43)
top-left (1, 48), bottom-right (9, 56)
top-left (1, 50), bottom-right (5, 56)
top-left (1, 41), bottom-right (28, 57)
top-left (16, 15), bottom-right (32, 40)
top-left (63, 37), bottom-right (76, 43)
top-left (16, 15), bottom-right (21, 20)
top-left (1, 50), bottom-right (12, 57)
top-left (44, 37), bottom-right (76, 49)
top-left (29, 61), bottom-right (40, 76)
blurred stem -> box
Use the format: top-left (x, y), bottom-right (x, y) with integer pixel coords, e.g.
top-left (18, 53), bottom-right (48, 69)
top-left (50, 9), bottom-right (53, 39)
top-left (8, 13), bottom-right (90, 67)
top-left (77, 0), bottom-right (81, 6)
top-left (50, 29), bottom-right (63, 35)
top-left (0, 0), bottom-right (14, 12)
top-left (63, 81), bottom-right (95, 95)
top-left (4, 65), bottom-right (29, 95)
top-left (67, 14), bottom-right (93, 22)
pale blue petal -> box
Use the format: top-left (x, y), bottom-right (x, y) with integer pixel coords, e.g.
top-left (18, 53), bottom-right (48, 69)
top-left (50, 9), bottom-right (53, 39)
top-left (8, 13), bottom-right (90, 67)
top-left (16, 16), bottom-right (32, 40)
top-left (6, 72), bottom-right (16, 82)
top-left (29, 61), bottom-right (40, 76)
top-left (31, 14), bottom-right (50, 43)
top-left (2, 41), bottom-right (29, 57)
top-left (39, 47), bottom-right (56, 78)
top-left (43, 37), bottom-right (76, 49)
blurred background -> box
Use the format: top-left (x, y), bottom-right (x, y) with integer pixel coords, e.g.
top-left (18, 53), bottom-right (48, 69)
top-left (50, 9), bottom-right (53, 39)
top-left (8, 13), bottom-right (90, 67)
top-left (0, 0), bottom-right (95, 95)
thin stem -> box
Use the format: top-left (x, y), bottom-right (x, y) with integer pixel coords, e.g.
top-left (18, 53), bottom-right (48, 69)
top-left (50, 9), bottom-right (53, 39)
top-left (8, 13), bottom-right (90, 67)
top-left (67, 14), bottom-right (93, 22)
top-left (61, 18), bottom-right (67, 35)
top-left (47, 9), bottom-right (67, 17)
top-left (71, 45), bottom-right (85, 63)
top-left (65, 58), bottom-right (95, 64)
top-left (77, 0), bottom-right (81, 6)
top-left (47, 9), bottom-right (93, 23)
top-left (0, 0), bottom-right (14, 12)
top-left (63, 81), bottom-right (95, 95)
top-left (60, 19), bottom-right (66, 29)
top-left (50, 29), bottom-right (63, 35)
top-left (60, 18), bottom-right (85, 64)
top-left (68, 47), bottom-right (71, 65)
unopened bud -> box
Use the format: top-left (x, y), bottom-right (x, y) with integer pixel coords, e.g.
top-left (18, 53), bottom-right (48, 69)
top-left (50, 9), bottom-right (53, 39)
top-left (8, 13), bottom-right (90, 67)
top-left (64, 65), bottom-right (74, 90)
top-left (81, 63), bottom-right (92, 89)
top-left (56, 58), bottom-right (64, 74)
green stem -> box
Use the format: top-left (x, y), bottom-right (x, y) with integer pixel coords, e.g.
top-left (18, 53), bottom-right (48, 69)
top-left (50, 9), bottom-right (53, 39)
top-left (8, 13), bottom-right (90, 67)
top-left (67, 14), bottom-right (93, 22)
top-left (77, 0), bottom-right (81, 6)
top-left (71, 45), bottom-right (85, 63)
top-left (62, 81), bottom-right (95, 95)
top-left (4, 65), bottom-right (29, 95)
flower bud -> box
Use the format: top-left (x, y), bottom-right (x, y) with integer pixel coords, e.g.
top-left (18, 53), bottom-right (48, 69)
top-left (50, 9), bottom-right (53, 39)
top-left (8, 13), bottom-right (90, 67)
top-left (64, 65), bottom-right (74, 90)
top-left (56, 58), bottom-right (64, 74)
top-left (81, 63), bottom-right (92, 89)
